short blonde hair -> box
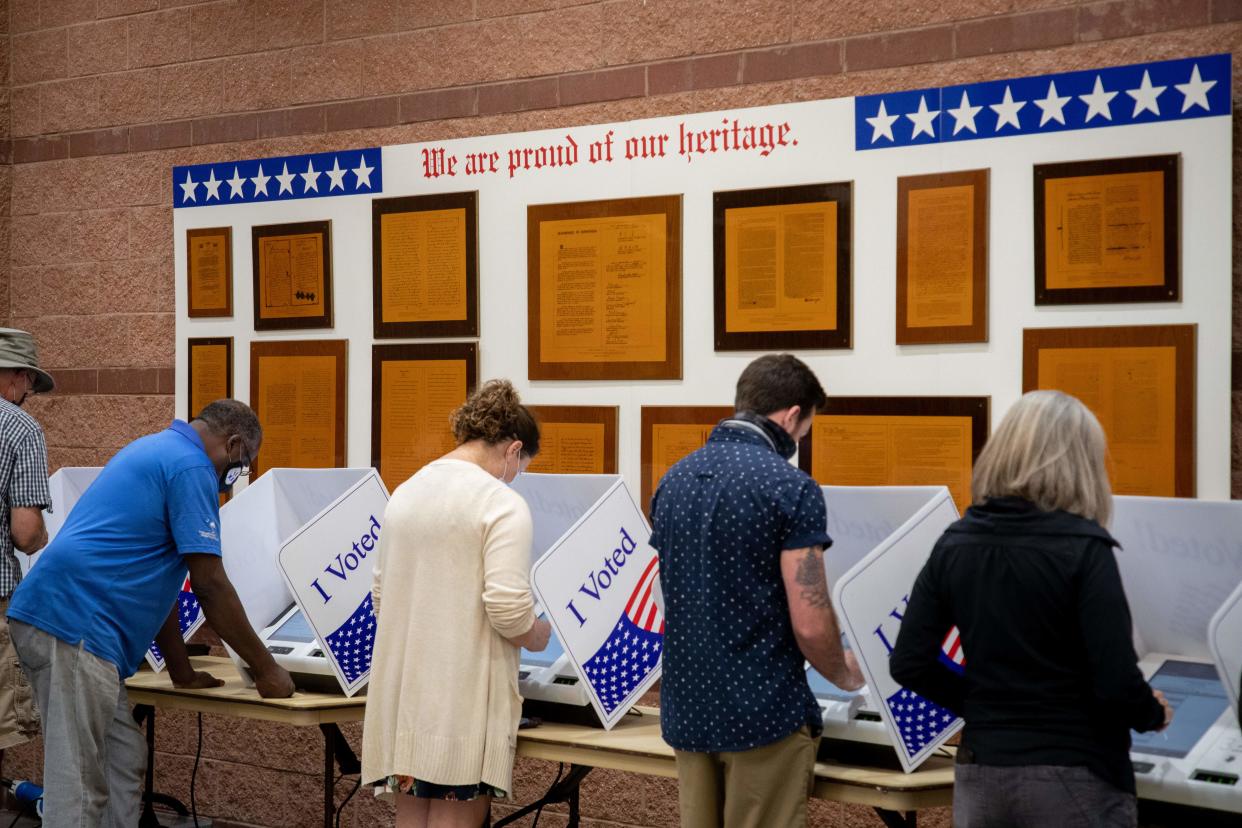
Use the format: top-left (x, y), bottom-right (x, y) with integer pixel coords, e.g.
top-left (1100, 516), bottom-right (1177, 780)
top-left (972, 390), bottom-right (1112, 525)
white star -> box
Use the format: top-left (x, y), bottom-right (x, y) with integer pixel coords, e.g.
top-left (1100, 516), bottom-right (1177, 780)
top-left (226, 166), bottom-right (246, 199)
top-left (300, 159), bottom-right (321, 192)
top-left (1034, 80), bottom-right (1071, 126)
top-left (865, 100), bottom-right (898, 144)
top-left (990, 85), bottom-right (1026, 131)
top-left (1078, 76), bottom-right (1117, 122)
top-left (1126, 70), bottom-right (1166, 117)
top-left (276, 162), bottom-right (296, 195)
top-left (250, 164), bottom-right (270, 197)
top-left (906, 95), bottom-right (939, 139)
top-left (947, 90), bottom-right (982, 135)
top-left (179, 171), bottom-right (198, 203)
top-left (202, 169), bottom-right (222, 201)
top-left (326, 157), bottom-right (348, 191)
top-left (1175, 64), bottom-right (1216, 113)
top-left (353, 154), bottom-right (374, 189)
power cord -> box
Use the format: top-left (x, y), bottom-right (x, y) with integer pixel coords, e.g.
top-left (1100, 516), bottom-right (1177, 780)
top-left (334, 776), bottom-right (361, 828)
top-left (191, 712), bottom-right (203, 827)
top-left (5, 801), bottom-right (29, 828)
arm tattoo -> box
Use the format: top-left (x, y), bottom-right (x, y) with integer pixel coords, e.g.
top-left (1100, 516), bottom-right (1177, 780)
top-left (795, 548), bottom-right (832, 609)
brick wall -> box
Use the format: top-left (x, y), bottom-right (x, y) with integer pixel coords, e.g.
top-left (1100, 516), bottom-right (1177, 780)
top-left (0, 1), bottom-right (1237, 826)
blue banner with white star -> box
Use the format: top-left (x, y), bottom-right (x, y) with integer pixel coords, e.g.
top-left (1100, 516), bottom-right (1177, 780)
top-left (855, 53), bottom-right (1230, 150)
top-left (172, 147), bottom-right (382, 207)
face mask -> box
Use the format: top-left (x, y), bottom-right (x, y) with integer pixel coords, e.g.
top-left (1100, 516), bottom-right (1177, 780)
top-left (500, 449), bottom-right (523, 486)
top-left (219, 441), bottom-right (250, 494)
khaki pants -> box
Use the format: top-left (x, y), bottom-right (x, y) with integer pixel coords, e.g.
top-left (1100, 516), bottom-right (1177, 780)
top-left (0, 600), bottom-right (39, 750)
top-left (674, 726), bottom-right (820, 828)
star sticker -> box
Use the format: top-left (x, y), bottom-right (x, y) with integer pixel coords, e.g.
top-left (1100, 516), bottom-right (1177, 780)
top-left (1175, 63), bottom-right (1216, 113)
top-left (250, 164), bottom-right (271, 197)
top-left (947, 90), bottom-right (982, 135)
top-left (276, 162), bottom-right (296, 195)
top-left (202, 169), bottom-right (222, 201)
top-left (179, 170), bottom-right (198, 203)
top-left (865, 100), bottom-right (898, 144)
top-left (906, 95), bottom-right (939, 139)
top-left (226, 166), bottom-right (246, 199)
top-left (301, 159), bottom-right (321, 192)
top-left (353, 154), bottom-right (375, 189)
top-left (1034, 80), bottom-right (1071, 126)
top-left (990, 85), bottom-right (1026, 131)
top-left (1126, 70), bottom-right (1166, 117)
top-left (1078, 76), bottom-right (1117, 122)
top-left (326, 157), bottom-right (348, 191)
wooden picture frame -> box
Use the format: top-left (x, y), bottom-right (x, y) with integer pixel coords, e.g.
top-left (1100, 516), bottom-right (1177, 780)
top-left (251, 220), bottom-right (334, 331)
top-left (640, 405), bottom-right (732, 515)
top-left (371, 342), bottom-right (479, 493)
top-left (187, 227), bottom-right (233, 318)
top-left (526, 405), bottom-right (619, 475)
top-left (1034, 154), bottom-right (1179, 305)
top-left (798, 396), bottom-right (990, 514)
top-left (1023, 325), bottom-right (1195, 497)
top-left (528, 195), bottom-right (682, 380)
top-left (896, 170), bottom-right (988, 344)
top-left (372, 192), bottom-right (479, 339)
top-left (249, 340), bottom-right (347, 477)
top-left (186, 337), bottom-right (233, 420)
top-left (712, 183), bottom-right (852, 351)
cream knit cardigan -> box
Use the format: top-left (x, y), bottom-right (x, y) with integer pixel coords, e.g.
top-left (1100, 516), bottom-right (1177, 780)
top-left (360, 458), bottom-right (537, 793)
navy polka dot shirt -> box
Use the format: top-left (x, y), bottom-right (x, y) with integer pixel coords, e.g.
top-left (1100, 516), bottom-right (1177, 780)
top-left (650, 419), bottom-right (832, 753)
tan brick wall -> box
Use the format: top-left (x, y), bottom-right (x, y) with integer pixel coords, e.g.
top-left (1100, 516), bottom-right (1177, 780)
top-left (0, 1), bottom-right (1238, 825)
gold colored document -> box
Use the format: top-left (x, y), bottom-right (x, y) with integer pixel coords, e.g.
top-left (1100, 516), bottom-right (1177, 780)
top-left (378, 359), bottom-right (467, 491)
top-left (380, 208), bottom-right (468, 323)
top-left (906, 185), bottom-right (973, 328)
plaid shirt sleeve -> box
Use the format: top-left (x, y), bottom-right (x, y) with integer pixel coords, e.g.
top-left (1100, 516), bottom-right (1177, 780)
top-left (10, 427), bottom-right (51, 510)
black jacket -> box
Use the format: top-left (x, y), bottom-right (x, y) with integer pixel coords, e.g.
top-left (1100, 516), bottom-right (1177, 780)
top-left (890, 497), bottom-right (1165, 794)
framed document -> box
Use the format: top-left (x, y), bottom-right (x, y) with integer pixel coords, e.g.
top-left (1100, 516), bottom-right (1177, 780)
top-left (187, 228), bottom-right (233, 318)
top-left (372, 192), bottom-right (478, 339)
top-left (1023, 325), bottom-right (1195, 497)
top-left (526, 405), bottom-right (618, 475)
top-left (371, 343), bottom-right (478, 493)
top-left (249, 340), bottom-right (347, 477)
top-left (528, 195), bottom-right (682, 380)
top-left (640, 405), bottom-right (732, 514)
top-left (798, 397), bottom-right (990, 515)
top-left (897, 170), bottom-right (988, 344)
top-left (1034, 154), bottom-right (1179, 305)
top-left (713, 183), bottom-right (852, 350)
top-left (186, 337), bottom-right (233, 419)
top-left (251, 220), bottom-right (333, 330)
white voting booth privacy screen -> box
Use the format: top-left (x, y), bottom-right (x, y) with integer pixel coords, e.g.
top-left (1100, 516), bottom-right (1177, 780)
top-left (26, 467), bottom-right (101, 577)
top-left (1209, 584), bottom-right (1242, 716)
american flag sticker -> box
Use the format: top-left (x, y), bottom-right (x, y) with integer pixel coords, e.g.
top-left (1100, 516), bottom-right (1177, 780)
top-left (582, 558), bottom-right (664, 716)
top-left (145, 576), bottom-right (206, 672)
top-left (323, 593), bottom-right (377, 686)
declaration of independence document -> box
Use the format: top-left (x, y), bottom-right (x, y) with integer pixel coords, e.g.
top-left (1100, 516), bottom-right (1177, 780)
top-left (538, 213), bottom-right (666, 363)
top-left (380, 208), bottom-right (467, 323)
top-left (527, 422), bottom-right (607, 474)
top-left (906, 185), bottom-right (973, 328)
top-left (1044, 170), bottom-right (1165, 289)
top-left (810, 415), bottom-right (974, 513)
top-left (189, 343), bottom-right (228, 418)
top-left (1037, 345), bottom-right (1177, 495)
top-left (724, 201), bottom-right (837, 332)
top-left (254, 355), bottom-right (337, 473)
top-left (378, 359), bottom-right (467, 491)
top-left (259, 232), bottom-right (325, 318)
top-left (188, 230), bottom-right (229, 312)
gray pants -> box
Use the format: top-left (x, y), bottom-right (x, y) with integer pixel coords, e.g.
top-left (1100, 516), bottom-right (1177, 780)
top-left (954, 763), bottom-right (1137, 828)
top-left (9, 620), bottom-right (146, 828)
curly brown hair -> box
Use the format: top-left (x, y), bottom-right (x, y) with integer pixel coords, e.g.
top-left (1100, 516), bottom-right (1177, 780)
top-left (450, 379), bottom-right (541, 455)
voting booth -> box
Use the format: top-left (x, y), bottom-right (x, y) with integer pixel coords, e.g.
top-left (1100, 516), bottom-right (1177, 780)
top-left (220, 467), bottom-right (377, 693)
top-left (1111, 496), bottom-right (1242, 812)
top-left (24, 466), bottom-right (102, 576)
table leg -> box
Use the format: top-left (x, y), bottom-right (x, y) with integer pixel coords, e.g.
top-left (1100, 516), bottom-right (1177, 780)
top-left (134, 704), bottom-right (191, 827)
top-left (322, 723), bottom-right (335, 828)
top-left (874, 808), bottom-right (917, 828)
top-left (493, 764), bottom-right (593, 828)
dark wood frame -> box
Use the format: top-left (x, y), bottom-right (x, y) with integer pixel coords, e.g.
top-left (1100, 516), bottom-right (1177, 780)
top-left (528, 195), bottom-right (682, 380)
top-left (371, 192), bottom-right (479, 339)
top-left (1033, 154), bottom-right (1180, 305)
top-left (640, 405), bottom-right (732, 514)
top-left (370, 342), bottom-right (479, 481)
top-left (186, 337), bottom-right (233, 420)
top-left (1022, 325), bottom-right (1196, 497)
top-left (896, 170), bottom-right (988, 344)
top-left (251, 220), bottom-right (334, 331)
top-left (712, 182), bottom-right (853, 351)
top-left (186, 227), bottom-right (233, 318)
top-left (249, 339), bottom-right (347, 477)
top-left (797, 396), bottom-right (990, 484)
top-left (526, 405), bottom-right (619, 474)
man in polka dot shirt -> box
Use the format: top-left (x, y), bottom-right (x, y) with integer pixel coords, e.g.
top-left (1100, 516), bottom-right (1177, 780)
top-left (650, 354), bottom-right (864, 828)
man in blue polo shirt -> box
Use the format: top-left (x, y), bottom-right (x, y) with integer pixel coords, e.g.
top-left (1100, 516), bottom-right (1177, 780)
top-left (650, 354), bottom-right (864, 828)
top-left (8, 399), bottom-right (294, 828)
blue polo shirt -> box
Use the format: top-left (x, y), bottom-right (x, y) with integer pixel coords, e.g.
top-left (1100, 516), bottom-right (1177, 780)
top-left (650, 419), bottom-right (832, 752)
top-left (9, 420), bottom-right (222, 676)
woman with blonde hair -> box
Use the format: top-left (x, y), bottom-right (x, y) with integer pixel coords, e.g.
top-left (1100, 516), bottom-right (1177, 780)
top-left (890, 390), bottom-right (1172, 828)
top-left (361, 379), bottom-right (552, 828)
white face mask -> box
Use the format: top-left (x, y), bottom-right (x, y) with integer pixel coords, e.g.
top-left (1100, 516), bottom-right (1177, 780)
top-left (500, 449), bottom-right (523, 486)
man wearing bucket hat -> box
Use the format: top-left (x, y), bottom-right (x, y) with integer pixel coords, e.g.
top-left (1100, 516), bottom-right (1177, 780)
top-left (0, 328), bottom-right (54, 761)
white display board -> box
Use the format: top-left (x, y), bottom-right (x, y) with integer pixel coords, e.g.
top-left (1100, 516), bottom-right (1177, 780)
top-left (1208, 588), bottom-right (1242, 720)
top-left (24, 466), bottom-right (102, 576)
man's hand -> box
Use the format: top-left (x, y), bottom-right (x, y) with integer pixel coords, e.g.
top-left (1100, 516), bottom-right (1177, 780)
top-left (254, 663), bottom-right (296, 699)
top-left (1153, 688), bottom-right (1174, 732)
top-left (171, 670), bottom-right (225, 690)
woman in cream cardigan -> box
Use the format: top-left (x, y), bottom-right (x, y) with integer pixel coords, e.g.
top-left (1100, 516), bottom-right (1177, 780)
top-left (362, 379), bottom-right (552, 827)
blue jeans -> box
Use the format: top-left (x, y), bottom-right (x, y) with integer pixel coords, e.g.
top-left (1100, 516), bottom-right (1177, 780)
top-left (954, 763), bottom-right (1137, 828)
